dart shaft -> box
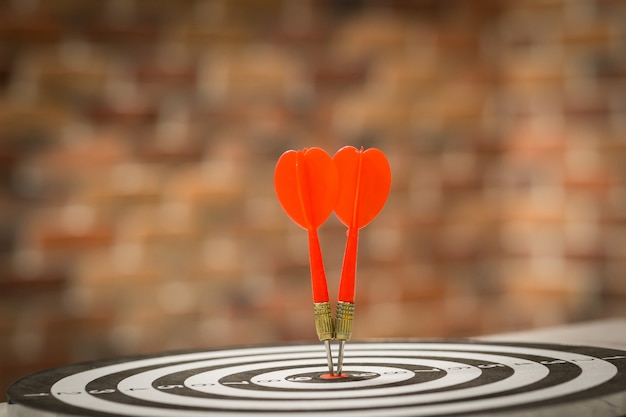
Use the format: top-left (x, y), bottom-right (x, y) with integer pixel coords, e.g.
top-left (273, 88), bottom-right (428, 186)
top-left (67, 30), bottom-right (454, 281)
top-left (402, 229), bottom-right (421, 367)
top-left (323, 340), bottom-right (334, 375)
top-left (337, 340), bottom-right (347, 375)
top-left (337, 229), bottom-right (358, 302)
top-left (314, 302), bottom-right (335, 375)
top-left (308, 230), bottom-right (330, 303)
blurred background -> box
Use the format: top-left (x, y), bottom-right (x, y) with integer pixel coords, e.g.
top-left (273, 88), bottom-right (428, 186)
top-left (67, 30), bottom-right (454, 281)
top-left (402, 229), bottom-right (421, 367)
top-left (1, 0), bottom-right (625, 402)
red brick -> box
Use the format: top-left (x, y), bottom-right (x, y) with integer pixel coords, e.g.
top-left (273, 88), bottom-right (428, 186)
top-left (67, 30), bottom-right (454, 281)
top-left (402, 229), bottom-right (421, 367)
top-left (270, 27), bottom-right (327, 45)
top-left (562, 25), bottom-right (612, 46)
top-left (332, 13), bottom-right (411, 61)
top-left (36, 133), bottom-right (130, 173)
top-left (85, 23), bottom-right (159, 43)
top-left (0, 15), bottom-right (62, 42)
top-left (312, 62), bottom-right (368, 89)
top-left (87, 101), bottom-right (158, 124)
top-left (38, 225), bottom-right (114, 249)
top-left (0, 270), bottom-right (68, 295)
top-left (181, 26), bottom-right (247, 45)
top-left (137, 141), bottom-right (204, 163)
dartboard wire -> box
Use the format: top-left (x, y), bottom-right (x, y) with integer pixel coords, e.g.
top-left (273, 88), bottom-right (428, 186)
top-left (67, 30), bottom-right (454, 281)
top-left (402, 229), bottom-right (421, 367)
top-left (7, 342), bottom-right (620, 417)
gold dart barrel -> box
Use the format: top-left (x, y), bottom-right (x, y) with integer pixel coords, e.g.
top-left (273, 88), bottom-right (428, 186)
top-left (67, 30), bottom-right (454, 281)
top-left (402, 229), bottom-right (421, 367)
top-left (313, 302), bottom-right (335, 341)
top-left (335, 301), bottom-right (355, 341)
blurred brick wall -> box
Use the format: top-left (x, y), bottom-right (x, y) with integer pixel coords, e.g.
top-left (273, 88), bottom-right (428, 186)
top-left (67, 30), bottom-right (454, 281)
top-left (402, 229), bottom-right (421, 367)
top-left (1, 0), bottom-right (625, 401)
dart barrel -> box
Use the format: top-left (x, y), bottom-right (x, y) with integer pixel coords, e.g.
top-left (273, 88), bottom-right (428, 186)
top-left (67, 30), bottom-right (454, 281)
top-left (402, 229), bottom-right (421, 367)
top-left (313, 302), bottom-right (334, 341)
top-left (335, 301), bottom-right (355, 341)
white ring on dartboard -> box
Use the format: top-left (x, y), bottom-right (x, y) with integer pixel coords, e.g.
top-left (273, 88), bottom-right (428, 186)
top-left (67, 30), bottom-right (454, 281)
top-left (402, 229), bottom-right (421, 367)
top-left (42, 343), bottom-right (619, 416)
top-left (120, 351), bottom-right (543, 405)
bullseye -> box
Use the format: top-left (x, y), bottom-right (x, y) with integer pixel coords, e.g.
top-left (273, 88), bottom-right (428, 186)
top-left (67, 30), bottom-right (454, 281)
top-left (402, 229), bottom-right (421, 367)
top-left (319, 373), bottom-right (350, 379)
top-left (7, 341), bottom-right (626, 417)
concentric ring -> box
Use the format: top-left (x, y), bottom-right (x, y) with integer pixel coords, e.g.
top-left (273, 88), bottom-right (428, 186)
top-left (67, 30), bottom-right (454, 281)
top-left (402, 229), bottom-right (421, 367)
top-left (7, 342), bottom-right (625, 417)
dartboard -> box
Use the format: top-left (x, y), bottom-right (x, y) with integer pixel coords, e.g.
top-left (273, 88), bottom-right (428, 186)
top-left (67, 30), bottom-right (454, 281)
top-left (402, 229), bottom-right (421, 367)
top-left (7, 341), bottom-right (626, 417)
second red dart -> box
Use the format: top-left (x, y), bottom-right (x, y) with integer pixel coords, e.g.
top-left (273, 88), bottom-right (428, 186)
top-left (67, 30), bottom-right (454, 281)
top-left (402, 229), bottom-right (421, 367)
top-left (274, 147), bottom-right (339, 374)
top-left (333, 146), bottom-right (392, 375)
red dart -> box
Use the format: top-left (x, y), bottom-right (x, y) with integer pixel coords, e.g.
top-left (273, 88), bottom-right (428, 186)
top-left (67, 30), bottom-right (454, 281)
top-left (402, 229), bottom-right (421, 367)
top-left (333, 146), bottom-right (391, 375)
top-left (274, 147), bottom-right (338, 304)
top-left (334, 146), bottom-right (391, 303)
top-left (274, 147), bottom-right (339, 374)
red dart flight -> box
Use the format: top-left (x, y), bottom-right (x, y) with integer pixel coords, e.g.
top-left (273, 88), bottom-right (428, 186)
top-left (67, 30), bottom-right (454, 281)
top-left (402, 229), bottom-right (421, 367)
top-left (274, 147), bottom-right (338, 304)
top-left (334, 146), bottom-right (391, 303)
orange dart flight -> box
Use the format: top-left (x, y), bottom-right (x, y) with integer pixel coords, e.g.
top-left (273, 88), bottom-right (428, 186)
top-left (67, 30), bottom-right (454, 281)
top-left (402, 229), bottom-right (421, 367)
top-left (274, 147), bottom-right (338, 303)
top-left (334, 146), bottom-right (391, 302)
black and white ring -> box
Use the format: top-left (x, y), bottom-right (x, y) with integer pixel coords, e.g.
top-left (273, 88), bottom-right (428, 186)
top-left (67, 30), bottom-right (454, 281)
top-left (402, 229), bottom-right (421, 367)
top-left (7, 342), bottom-right (626, 417)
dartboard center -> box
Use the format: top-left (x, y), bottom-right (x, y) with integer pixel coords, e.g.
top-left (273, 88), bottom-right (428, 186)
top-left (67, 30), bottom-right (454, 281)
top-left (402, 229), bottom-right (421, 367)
top-left (319, 373), bottom-right (350, 380)
top-left (285, 369), bottom-right (379, 383)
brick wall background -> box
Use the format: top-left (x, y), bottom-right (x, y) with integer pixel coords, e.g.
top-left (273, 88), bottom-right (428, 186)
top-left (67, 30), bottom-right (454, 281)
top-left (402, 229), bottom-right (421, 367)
top-left (1, 0), bottom-right (625, 401)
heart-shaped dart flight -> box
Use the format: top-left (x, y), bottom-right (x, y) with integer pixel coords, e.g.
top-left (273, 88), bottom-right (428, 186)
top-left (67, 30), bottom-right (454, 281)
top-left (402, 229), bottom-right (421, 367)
top-left (334, 146), bottom-right (391, 303)
top-left (274, 147), bottom-right (338, 304)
